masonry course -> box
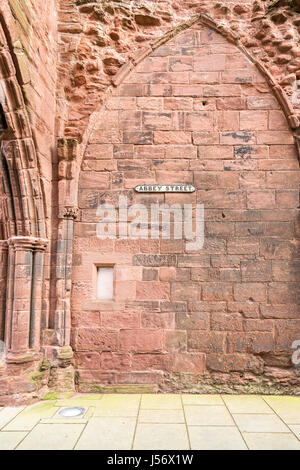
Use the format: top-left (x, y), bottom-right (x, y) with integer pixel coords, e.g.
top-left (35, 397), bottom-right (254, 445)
top-left (0, 1), bottom-right (299, 404)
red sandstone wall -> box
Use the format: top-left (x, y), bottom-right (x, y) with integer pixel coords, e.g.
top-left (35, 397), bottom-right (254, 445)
top-left (57, 0), bottom-right (300, 142)
top-left (72, 25), bottom-right (300, 393)
top-left (0, 0), bottom-right (299, 401)
top-left (2, 0), bottom-right (58, 319)
top-left (1, 0), bottom-right (57, 226)
top-left (0, 1), bottom-right (57, 403)
top-left (1, 0), bottom-right (57, 311)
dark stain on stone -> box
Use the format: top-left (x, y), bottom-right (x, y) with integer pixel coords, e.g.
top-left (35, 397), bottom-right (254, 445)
top-left (235, 146), bottom-right (253, 159)
top-left (224, 132), bottom-right (254, 142)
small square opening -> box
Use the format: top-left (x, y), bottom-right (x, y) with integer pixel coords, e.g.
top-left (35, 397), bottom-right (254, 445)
top-left (97, 266), bottom-right (114, 300)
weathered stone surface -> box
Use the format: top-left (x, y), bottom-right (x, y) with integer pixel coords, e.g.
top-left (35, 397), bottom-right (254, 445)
top-left (1, 1), bottom-right (300, 403)
top-left (72, 20), bottom-right (300, 394)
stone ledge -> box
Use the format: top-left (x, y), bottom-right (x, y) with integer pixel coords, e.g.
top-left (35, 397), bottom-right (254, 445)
top-left (5, 351), bottom-right (40, 364)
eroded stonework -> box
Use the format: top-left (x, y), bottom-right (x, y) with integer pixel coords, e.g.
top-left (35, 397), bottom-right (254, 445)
top-left (0, 0), bottom-right (300, 404)
top-left (57, 0), bottom-right (300, 141)
top-left (73, 24), bottom-right (300, 394)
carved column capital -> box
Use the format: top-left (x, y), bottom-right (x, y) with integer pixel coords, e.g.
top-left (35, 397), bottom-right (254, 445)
top-left (59, 206), bottom-right (79, 220)
top-left (8, 236), bottom-right (49, 251)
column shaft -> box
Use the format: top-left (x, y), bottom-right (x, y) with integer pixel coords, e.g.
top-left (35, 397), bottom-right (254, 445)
top-left (0, 241), bottom-right (8, 342)
top-left (5, 237), bottom-right (48, 358)
top-left (55, 213), bottom-right (75, 347)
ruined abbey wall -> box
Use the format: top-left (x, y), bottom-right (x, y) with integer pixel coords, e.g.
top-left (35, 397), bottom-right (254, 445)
top-left (0, 0), bottom-right (299, 402)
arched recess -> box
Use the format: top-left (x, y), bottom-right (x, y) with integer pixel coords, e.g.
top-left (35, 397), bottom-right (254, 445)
top-left (0, 15), bottom-right (48, 360)
top-left (0, 104), bottom-right (8, 343)
top-left (76, 12), bottom-right (300, 188)
top-left (0, 17), bottom-right (46, 239)
top-left (71, 14), bottom-right (300, 391)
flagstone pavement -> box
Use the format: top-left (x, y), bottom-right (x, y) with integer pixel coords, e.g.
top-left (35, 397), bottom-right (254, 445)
top-left (1, 394), bottom-right (300, 450)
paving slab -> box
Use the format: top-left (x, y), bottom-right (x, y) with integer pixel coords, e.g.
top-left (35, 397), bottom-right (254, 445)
top-left (182, 394), bottom-right (223, 405)
top-left (134, 423), bottom-right (189, 450)
top-left (16, 423), bottom-right (85, 450)
top-left (40, 417), bottom-right (89, 424)
top-left (222, 395), bottom-right (273, 414)
top-left (289, 424), bottom-right (300, 439)
top-left (243, 432), bottom-right (300, 450)
top-left (0, 407), bottom-right (25, 430)
top-left (189, 426), bottom-right (247, 450)
top-left (0, 431), bottom-right (28, 450)
top-left (141, 394), bottom-right (182, 410)
top-left (3, 402), bottom-right (58, 431)
top-left (75, 417), bottom-right (136, 450)
top-left (184, 405), bottom-right (234, 426)
top-left (0, 394), bottom-right (299, 450)
top-left (233, 413), bottom-right (290, 433)
top-left (138, 409), bottom-right (185, 424)
top-left (263, 396), bottom-right (300, 424)
top-left (92, 394), bottom-right (141, 417)
top-left (56, 394), bottom-right (103, 407)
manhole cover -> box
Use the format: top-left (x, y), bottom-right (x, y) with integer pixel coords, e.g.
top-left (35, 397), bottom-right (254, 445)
top-left (58, 407), bottom-right (86, 418)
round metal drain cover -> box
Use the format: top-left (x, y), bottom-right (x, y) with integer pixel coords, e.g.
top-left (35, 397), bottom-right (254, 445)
top-left (59, 407), bottom-right (85, 418)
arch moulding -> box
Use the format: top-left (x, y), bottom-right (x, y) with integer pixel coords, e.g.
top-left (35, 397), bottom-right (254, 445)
top-left (75, 12), bottom-right (300, 196)
top-left (0, 12), bottom-right (48, 371)
top-left (0, 12), bottom-right (47, 240)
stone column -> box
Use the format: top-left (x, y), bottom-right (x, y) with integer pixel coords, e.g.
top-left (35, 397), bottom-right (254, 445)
top-left (40, 206), bottom-right (77, 392)
top-left (54, 206), bottom-right (78, 348)
top-left (29, 239), bottom-right (48, 351)
top-left (0, 241), bottom-right (8, 342)
top-left (5, 236), bottom-right (47, 361)
top-left (40, 139), bottom-right (78, 391)
top-left (48, 138), bottom-right (79, 355)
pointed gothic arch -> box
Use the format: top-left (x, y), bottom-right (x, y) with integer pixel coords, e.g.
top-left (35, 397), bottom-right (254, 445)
top-left (75, 12), bottom-right (300, 194)
top-left (0, 15), bottom-right (48, 360)
top-left (69, 13), bottom-right (300, 392)
top-left (0, 10), bottom-right (47, 239)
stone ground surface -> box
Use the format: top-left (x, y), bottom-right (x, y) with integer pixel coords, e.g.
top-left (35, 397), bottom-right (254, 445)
top-left (0, 394), bottom-right (300, 450)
